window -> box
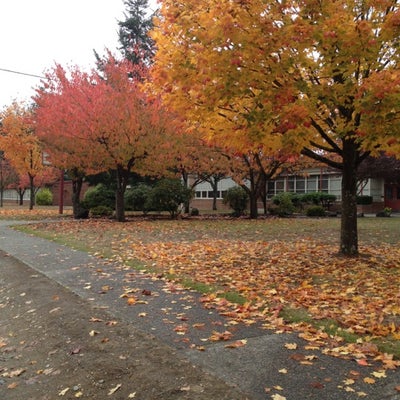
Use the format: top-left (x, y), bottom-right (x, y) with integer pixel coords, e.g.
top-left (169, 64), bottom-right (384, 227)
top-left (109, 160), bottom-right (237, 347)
top-left (307, 175), bottom-right (318, 192)
top-left (386, 186), bottom-right (394, 200)
top-left (296, 177), bottom-right (305, 193)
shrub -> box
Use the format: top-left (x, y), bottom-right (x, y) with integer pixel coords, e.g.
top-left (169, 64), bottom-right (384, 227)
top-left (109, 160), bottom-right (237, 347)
top-left (125, 184), bottom-right (152, 213)
top-left (35, 188), bottom-right (53, 206)
top-left (223, 186), bottom-right (249, 217)
top-left (300, 192), bottom-right (336, 209)
top-left (89, 205), bottom-right (113, 218)
top-left (306, 205), bottom-right (326, 217)
top-left (271, 192), bottom-right (296, 216)
top-left (82, 184), bottom-right (115, 209)
top-left (356, 195), bottom-right (373, 205)
top-left (145, 179), bottom-right (192, 218)
top-left (190, 207), bottom-right (199, 216)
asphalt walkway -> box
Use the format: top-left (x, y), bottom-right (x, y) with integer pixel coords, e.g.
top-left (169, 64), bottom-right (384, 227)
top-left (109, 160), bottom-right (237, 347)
top-left (0, 220), bottom-right (399, 399)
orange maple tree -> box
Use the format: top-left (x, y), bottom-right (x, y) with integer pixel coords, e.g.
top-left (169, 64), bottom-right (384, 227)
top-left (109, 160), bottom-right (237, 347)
top-left (150, 0), bottom-right (400, 255)
top-left (0, 102), bottom-right (52, 210)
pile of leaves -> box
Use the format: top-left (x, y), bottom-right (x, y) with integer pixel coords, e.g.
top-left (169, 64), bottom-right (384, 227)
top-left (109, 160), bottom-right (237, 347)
top-left (0, 207), bottom-right (72, 220)
top-left (24, 218), bottom-right (400, 365)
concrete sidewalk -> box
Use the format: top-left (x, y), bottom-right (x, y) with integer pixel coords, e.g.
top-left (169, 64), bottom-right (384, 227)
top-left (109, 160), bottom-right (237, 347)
top-left (0, 220), bottom-right (399, 399)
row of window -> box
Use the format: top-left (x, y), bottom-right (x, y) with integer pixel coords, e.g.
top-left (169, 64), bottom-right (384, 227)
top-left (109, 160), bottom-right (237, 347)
top-left (195, 190), bottom-right (226, 199)
top-left (267, 174), bottom-right (341, 198)
top-left (195, 175), bottom-right (342, 200)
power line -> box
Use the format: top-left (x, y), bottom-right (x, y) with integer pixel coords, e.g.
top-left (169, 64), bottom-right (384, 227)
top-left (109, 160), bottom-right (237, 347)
top-left (0, 67), bottom-right (46, 80)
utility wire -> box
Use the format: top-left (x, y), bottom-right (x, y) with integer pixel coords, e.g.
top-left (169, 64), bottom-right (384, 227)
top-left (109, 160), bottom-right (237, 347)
top-left (0, 67), bottom-right (46, 80)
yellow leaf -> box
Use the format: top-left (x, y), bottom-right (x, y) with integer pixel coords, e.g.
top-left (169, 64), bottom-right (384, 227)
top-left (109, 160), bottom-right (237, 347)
top-left (372, 370), bottom-right (386, 378)
top-left (363, 377), bottom-right (375, 384)
top-left (284, 343), bottom-right (297, 350)
top-left (271, 394), bottom-right (287, 400)
top-left (58, 388), bottom-right (70, 396)
top-left (108, 383), bottom-right (122, 395)
top-left (278, 368), bottom-right (288, 374)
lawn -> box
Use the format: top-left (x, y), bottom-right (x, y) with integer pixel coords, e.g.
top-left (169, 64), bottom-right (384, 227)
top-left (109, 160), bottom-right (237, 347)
top-left (10, 211), bottom-right (400, 364)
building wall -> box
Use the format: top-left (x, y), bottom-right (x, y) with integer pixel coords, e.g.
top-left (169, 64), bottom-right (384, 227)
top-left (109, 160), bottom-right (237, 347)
top-left (190, 172), bottom-right (386, 212)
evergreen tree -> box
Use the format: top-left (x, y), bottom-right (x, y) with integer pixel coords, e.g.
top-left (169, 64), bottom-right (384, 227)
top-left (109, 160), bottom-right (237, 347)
top-left (118, 0), bottom-right (156, 65)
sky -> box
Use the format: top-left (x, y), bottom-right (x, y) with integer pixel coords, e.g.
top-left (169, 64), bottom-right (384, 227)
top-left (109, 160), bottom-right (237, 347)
top-left (0, 0), bottom-right (157, 109)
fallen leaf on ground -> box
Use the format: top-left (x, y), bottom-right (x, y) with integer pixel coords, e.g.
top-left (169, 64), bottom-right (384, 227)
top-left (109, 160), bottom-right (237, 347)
top-left (108, 383), bottom-right (122, 395)
top-left (225, 339), bottom-right (247, 348)
top-left (278, 368), bottom-right (288, 374)
top-left (58, 388), bottom-right (70, 396)
top-left (271, 394), bottom-right (287, 400)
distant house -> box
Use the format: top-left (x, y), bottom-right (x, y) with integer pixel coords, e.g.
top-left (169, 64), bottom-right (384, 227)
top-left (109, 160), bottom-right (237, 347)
top-left (191, 167), bottom-right (399, 213)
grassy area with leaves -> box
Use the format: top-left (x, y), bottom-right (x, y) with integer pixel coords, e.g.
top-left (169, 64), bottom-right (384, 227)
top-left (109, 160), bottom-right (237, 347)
top-left (13, 212), bottom-right (400, 365)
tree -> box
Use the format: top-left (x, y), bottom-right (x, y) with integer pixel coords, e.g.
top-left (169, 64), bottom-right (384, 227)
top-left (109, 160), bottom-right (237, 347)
top-left (150, 0), bottom-right (400, 255)
top-left (0, 156), bottom-right (18, 206)
top-left (358, 154), bottom-right (400, 184)
top-left (0, 102), bottom-right (48, 210)
top-left (35, 55), bottom-right (172, 222)
top-left (118, 0), bottom-right (156, 64)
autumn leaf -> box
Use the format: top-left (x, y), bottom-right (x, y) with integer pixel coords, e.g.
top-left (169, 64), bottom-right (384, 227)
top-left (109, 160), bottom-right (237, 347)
top-left (278, 368), bottom-right (288, 374)
top-left (7, 382), bottom-right (18, 389)
top-left (58, 388), bottom-right (70, 396)
top-left (271, 394), bottom-right (287, 400)
top-left (108, 383), bottom-right (122, 395)
top-left (209, 330), bottom-right (233, 341)
top-left (127, 297), bottom-right (136, 305)
top-left (224, 339), bottom-right (247, 349)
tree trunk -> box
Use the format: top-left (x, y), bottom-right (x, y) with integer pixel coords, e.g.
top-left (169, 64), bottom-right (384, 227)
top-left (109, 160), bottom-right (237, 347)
top-left (72, 176), bottom-right (88, 219)
top-left (249, 192), bottom-right (258, 219)
top-left (210, 177), bottom-right (219, 211)
top-left (340, 140), bottom-right (359, 256)
top-left (18, 190), bottom-right (24, 205)
top-left (181, 171), bottom-right (191, 214)
top-left (115, 165), bottom-right (128, 222)
top-left (29, 174), bottom-right (35, 210)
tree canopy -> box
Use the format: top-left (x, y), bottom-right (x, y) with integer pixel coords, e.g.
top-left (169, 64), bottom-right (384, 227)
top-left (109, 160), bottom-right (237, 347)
top-left (35, 56), bottom-right (172, 221)
top-left (150, 0), bottom-right (400, 255)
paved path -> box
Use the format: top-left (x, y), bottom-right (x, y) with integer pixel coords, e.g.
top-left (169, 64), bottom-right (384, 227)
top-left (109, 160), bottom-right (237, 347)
top-left (0, 220), bottom-right (399, 399)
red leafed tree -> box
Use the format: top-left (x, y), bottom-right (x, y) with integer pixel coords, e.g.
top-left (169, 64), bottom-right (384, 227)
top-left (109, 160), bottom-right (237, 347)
top-left (35, 55), bottom-right (171, 221)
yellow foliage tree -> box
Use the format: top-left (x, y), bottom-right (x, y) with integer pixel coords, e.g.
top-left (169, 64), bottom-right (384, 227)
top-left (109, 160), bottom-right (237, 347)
top-left (0, 102), bottom-right (44, 210)
top-left (150, 0), bottom-right (400, 255)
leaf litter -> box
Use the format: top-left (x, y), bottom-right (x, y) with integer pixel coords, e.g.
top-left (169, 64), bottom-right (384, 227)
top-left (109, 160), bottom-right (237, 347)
top-left (24, 219), bottom-right (400, 371)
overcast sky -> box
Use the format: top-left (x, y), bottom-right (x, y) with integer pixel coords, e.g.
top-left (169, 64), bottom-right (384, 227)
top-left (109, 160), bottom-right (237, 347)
top-left (0, 0), bottom-right (157, 109)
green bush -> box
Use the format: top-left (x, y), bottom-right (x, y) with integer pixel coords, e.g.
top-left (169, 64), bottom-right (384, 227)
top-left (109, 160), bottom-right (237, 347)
top-left (306, 205), bottom-right (326, 217)
top-left (145, 179), bottom-right (192, 218)
top-left (271, 192), bottom-right (296, 216)
top-left (125, 184), bottom-right (152, 213)
top-left (356, 195), bottom-right (373, 205)
top-left (300, 192), bottom-right (336, 209)
top-left (223, 186), bottom-right (249, 217)
top-left (35, 188), bottom-right (53, 206)
top-left (190, 207), bottom-right (199, 216)
top-left (89, 205), bottom-right (114, 218)
top-left (82, 184), bottom-right (115, 209)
